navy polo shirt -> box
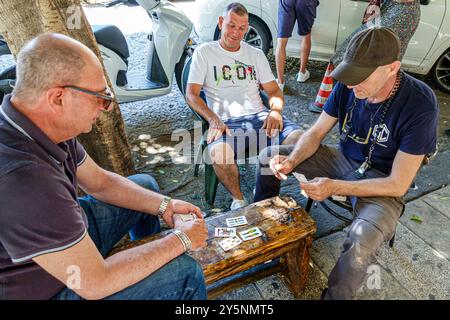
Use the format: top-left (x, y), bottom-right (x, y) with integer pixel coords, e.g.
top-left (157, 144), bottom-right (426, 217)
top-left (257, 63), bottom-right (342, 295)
top-left (0, 95), bottom-right (88, 300)
top-left (323, 72), bottom-right (439, 174)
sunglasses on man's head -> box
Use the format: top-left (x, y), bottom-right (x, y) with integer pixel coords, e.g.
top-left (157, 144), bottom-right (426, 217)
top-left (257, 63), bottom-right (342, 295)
top-left (63, 85), bottom-right (115, 110)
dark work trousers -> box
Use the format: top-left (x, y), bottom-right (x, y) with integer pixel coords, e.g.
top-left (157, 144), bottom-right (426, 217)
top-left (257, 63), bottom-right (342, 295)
top-left (254, 144), bottom-right (404, 299)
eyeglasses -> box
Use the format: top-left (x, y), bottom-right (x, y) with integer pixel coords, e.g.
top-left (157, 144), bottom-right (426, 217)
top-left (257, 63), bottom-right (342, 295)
top-left (341, 113), bottom-right (373, 145)
top-left (340, 101), bottom-right (375, 145)
top-left (63, 85), bottom-right (114, 111)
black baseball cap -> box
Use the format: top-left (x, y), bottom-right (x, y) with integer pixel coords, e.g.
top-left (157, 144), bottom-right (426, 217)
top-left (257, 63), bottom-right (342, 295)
top-left (330, 27), bottom-right (401, 86)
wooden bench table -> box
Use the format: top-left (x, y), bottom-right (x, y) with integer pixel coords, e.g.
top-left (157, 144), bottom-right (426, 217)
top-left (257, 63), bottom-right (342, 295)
top-left (111, 196), bottom-right (317, 299)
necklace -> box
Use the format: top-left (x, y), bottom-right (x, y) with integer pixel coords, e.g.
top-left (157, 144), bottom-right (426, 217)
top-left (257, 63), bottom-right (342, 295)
top-left (354, 71), bottom-right (403, 179)
top-left (368, 72), bottom-right (402, 121)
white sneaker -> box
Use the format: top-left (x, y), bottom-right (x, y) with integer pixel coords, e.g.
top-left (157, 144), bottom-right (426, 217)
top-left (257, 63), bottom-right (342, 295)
top-left (230, 198), bottom-right (248, 210)
top-left (296, 69), bottom-right (310, 82)
top-left (276, 79), bottom-right (285, 91)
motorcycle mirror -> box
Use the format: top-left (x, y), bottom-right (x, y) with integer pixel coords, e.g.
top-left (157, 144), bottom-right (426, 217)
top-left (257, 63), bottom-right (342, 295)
top-left (105, 0), bottom-right (123, 7)
top-left (105, 0), bottom-right (139, 7)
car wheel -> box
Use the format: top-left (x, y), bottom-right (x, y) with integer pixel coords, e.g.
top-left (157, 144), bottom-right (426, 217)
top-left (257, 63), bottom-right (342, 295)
top-left (214, 16), bottom-right (271, 55)
top-left (431, 48), bottom-right (450, 94)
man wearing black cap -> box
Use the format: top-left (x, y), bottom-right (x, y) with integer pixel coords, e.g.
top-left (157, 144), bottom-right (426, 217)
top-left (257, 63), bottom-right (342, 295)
top-left (254, 27), bottom-right (439, 299)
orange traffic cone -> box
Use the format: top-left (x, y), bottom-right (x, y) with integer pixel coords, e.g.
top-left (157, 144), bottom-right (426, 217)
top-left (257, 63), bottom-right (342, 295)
top-left (309, 63), bottom-right (334, 113)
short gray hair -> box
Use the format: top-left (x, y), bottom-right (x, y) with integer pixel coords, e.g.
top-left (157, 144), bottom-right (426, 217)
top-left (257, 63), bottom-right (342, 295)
top-left (13, 33), bottom-right (87, 102)
top-left (223, 2), bottom-right (248, 17)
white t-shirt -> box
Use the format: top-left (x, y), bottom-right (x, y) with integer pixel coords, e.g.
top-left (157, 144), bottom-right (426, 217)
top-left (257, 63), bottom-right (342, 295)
top-left (187, 41), bottom-right (275, 121)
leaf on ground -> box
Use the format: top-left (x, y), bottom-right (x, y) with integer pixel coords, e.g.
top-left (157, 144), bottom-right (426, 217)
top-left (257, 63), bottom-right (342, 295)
top-left (210, 208), bottom-right (222, 213)
top-left (172, 179), bottom-right (179, 183)
top-left (439, 196), bottom-right (449, 200)
top-left (410, 214), bottom-right (423, 223)
top-left (158, 170), bottom-right (165, 174)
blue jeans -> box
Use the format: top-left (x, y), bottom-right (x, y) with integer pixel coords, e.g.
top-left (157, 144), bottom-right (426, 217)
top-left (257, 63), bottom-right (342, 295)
top-left (53, 174), bottom-right (207, 300)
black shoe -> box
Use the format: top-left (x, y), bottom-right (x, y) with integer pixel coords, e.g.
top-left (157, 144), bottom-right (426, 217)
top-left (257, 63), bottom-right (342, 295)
top-left (320, 288), bottom-right (328, 300)
top-left (308, 103), bottom-right (323, 113)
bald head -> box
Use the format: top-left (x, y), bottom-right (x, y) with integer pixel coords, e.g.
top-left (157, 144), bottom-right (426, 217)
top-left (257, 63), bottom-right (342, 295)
top-left (13, 33), bottom-right (100, 103)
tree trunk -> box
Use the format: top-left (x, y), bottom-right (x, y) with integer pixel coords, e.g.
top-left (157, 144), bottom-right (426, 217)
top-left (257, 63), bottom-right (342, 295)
top-left (0, 0), bottom-right (135, 177)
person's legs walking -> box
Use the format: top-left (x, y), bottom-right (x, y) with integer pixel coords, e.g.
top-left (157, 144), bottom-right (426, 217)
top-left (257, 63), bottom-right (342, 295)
top-left (299, 33), bottom-right (311, 76)
top-left (276, 0), bottom-right (296, 89)
top-left (295, 0), bottom-right (318, 82)
top-left (275, 38), bottom-right (289, 88)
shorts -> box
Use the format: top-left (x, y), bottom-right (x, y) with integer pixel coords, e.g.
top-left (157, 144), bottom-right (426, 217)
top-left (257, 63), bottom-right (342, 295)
top-left (207, 111), bottom-right (300, 161)
top-left (277, 0), bottom-right (319, 37)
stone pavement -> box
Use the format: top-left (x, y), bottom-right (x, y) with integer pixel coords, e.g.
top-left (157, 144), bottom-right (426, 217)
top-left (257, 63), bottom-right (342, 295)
top-left (216, 186), bottom-right (450, 300)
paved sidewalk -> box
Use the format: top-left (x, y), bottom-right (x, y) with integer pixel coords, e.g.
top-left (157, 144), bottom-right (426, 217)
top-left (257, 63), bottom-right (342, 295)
top-left (217, 186), bottom-right (450, 300)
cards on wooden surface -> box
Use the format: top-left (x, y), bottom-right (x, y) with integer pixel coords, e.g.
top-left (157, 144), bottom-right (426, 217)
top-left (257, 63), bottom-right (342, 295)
top-left (218, 236), bottom-right (243, 251)
top-left (239, 227), bottom-right (263, 241)
top-left (214, 227), bottom-right (237, 238)
top-left (225, 216), bottom-right (248, 227)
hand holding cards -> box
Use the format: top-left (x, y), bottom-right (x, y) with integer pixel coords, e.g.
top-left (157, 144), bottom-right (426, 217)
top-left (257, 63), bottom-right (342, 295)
top-left (173, 213), bottom-right (196, 223)
top-left (270, 157), bottom-right (288, 180)
top-left (293, 172), bottom-right (347, 202)
top-left (292, 172), bottom-right (308, 183)
top-left (292, 172), bottom-right (309, 198)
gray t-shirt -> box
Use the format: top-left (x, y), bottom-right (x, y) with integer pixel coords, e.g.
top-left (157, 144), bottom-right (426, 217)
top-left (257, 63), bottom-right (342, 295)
top-left (0, 95), bottom-right (88, 299)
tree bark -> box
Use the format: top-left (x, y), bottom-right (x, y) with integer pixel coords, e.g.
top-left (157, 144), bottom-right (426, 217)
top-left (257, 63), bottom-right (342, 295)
top-left (0, 0), bottom-right (135, 177)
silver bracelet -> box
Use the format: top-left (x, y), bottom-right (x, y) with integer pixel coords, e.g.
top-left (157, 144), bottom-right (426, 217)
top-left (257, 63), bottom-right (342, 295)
top-left (158, 196), bottom-right (171, 218)
top-left (172, 229), bottom-right (192, 252)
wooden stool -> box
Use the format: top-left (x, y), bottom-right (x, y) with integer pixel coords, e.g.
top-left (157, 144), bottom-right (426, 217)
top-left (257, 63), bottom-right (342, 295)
top-left (111, 196), bottom-right (316, 299)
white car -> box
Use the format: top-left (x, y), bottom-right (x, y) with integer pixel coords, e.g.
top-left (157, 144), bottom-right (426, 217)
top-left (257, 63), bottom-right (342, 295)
top-left (193, 0), bottom-right (450, 93)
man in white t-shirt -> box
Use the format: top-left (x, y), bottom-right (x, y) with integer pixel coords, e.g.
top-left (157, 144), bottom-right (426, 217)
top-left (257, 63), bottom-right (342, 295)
top-left (186, 2), bottom-right (303, 210)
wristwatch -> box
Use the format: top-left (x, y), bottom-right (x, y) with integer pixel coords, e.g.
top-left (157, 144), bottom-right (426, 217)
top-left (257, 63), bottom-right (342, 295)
top-left (158, 196), bottom-right (171, 218)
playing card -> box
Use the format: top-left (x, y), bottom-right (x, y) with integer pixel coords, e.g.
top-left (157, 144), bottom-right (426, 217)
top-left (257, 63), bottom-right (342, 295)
top-left (278, 171), bottom-right (288, 180)
top-left (239, 227), bottom-right (263, 241)
top-left (214, 227), bottom-right (237, 238)
top-left (291, 172), bottom-right (309, 198)
top-left (173, 213), bottom-right (196, 222)
top-left (292, 172), bottom-right (308, 183)
top-left (218, 236), bottom-right (243, 251)
top-left (226, 216), bottom-right (248, 227)
top-left (331, 195), bottom-right (347, 202)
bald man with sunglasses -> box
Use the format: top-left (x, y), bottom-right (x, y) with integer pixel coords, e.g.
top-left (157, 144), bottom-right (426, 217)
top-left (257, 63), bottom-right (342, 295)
top-left (0, 33), bottom-right (208, 300)
top-left (254, 27), bottom-right (439, 300)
